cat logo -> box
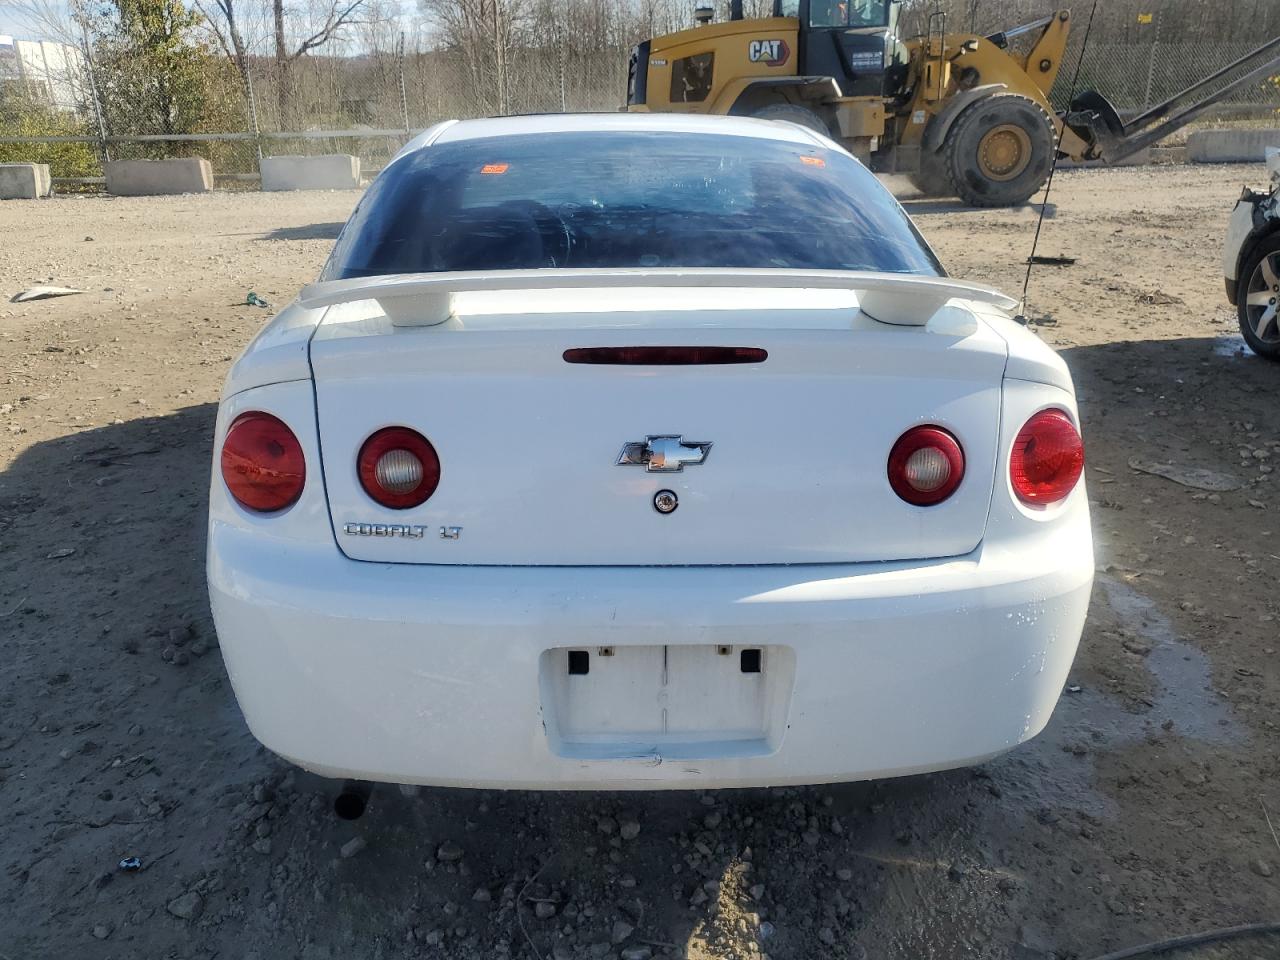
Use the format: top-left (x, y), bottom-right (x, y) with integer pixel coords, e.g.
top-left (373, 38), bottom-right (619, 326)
top-left (747, 39), bottom-right (790, 67)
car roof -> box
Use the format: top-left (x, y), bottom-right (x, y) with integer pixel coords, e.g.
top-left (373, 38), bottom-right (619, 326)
top-left (414, 112), bottom-right (827, 151)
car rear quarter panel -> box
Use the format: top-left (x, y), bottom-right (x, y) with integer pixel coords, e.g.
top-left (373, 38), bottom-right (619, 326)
top-left (208, 379), bottom-right (332, 558)
top-left (222, 302), bottom-right (325, 400)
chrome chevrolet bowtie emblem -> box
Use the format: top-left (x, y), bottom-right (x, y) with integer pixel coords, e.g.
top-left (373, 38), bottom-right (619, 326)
top-left (617, 436), bottom-right (712, 472)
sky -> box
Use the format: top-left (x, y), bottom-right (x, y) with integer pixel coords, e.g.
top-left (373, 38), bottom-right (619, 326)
top-left (0, 1), bottom-right (72, 43)
top-left (0, 15), bottom-right (33, 40)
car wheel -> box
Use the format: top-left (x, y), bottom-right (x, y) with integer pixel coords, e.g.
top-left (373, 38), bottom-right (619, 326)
top-left (1237, 233), bottom-right (1280, 360)
top-left (942, 94), bottom-right (1056, 208)
top-left (751, 103), bottom-right (831, 138)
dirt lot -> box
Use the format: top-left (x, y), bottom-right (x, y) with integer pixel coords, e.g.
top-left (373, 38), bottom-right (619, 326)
top-left (2, 164), bottom-right (1279, 960)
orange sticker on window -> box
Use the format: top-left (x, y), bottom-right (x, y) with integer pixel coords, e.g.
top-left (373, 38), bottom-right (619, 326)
top-left (800, 156), bottom-right (825, 167)
top-left (480, 163), bottom-right (509, 175)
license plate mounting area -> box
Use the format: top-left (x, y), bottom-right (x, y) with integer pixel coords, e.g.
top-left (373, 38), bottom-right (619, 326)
top-left (538, 644), bottom-right (795, 762)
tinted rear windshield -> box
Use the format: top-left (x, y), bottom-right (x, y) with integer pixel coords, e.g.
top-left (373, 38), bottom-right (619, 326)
top-left (322, 131), bottom-right (942, 280)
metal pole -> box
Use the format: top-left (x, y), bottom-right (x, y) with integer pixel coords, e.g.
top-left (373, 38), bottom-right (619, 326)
top-left (558, 1), bottom-right (567, 112)
top-left (492, 0), bottom-right (507, 115)
top-left (77, 14), bottom-right (111, 164)
top-left (1142, 8), bottom-right (1161, 111)
top-left (243, 63), bottom-right (263, 161)
top-left (397, 31), bottom-right (411, 133)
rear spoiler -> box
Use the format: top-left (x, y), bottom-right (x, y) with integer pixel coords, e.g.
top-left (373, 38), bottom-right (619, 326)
top-left (298, 268), bottom-right (1018, 328)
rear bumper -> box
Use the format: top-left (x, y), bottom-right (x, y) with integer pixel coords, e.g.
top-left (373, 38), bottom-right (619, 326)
top-left (208, 515), bottom-right (1093, 790)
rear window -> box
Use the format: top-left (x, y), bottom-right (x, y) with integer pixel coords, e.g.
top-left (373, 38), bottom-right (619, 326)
top-left (322, 131), bottom-right (942, 280)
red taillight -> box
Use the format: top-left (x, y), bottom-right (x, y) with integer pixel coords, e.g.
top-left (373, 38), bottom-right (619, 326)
top-left (358, 427), bottom-right (440, 509)
top-left (221, 411), bottom-right (305, 512)
top-left (1010, 409), bottom-right (1084, 505)
top-left (887, 426), bottom-right (965, 506)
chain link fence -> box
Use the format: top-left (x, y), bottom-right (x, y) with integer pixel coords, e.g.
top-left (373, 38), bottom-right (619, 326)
top-left (1048, 36), bottom-right (1280, 117)
top-left (2, 27), bottom-right (1277, 188)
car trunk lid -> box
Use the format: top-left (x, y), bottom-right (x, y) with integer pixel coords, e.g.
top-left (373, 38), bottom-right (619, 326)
top-left (309, 285), bottom-right (1008, 566)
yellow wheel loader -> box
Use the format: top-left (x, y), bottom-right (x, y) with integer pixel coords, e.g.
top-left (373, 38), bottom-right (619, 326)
top-left (625, 2), bottom-right (1280, 207)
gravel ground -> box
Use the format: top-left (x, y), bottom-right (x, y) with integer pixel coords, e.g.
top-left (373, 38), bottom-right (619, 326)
top-left (1, 164), bottom-right (1279, 960)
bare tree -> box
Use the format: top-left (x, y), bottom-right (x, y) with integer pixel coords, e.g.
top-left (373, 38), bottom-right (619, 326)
top-left (419, 0), bottom-right (534, 115)
top-left (272, 0), bottom-right (366, 64)
top-left (275, 0), bottom-right (368, 121)
top-left (192, 0), bottom-right (252, 77)
top-left (195, 0), bottom-right (369, 125)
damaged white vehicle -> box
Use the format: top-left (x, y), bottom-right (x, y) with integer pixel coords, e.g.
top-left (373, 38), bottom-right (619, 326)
top-left (208, 114), bottom-right (1092, 792)
top-left (1223, 146), bottom-right (1280, 360)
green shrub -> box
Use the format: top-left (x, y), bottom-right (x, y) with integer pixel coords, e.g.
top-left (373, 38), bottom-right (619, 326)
top-left (0, 96), bottom-right (101, 178)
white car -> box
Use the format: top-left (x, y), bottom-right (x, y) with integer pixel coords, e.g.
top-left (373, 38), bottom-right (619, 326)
top-left (1223, 146), bottom-right (1280, 360)
top-left (208, 114), bottom-right (1092, 794)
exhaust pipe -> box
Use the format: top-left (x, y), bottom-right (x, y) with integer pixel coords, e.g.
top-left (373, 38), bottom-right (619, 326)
top-left (334, 779), bottom-right (373, 820)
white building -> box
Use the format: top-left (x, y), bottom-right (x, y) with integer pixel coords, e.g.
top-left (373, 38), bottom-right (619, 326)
top-left (0, 35), bottom-right (87, 111)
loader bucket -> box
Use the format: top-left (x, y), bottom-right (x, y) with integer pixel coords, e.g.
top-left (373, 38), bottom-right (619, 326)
top-left (1064, 90), bottom-right (1124, 160)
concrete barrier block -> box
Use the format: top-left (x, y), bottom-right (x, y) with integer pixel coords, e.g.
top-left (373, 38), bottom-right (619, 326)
top-left (105, 158), bottom-right (213, 196)
top-left (0, 163), bottom-right (52, 199)
top-left (260, 154), bottom-right (361, 192)
top-left (1186, 129), bottom-right (1280, 164)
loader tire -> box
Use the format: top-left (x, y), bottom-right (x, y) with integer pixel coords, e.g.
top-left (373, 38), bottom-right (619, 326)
top-left (751, 103), bottom-right (831, 138)
top-left (908, 148), bottom-right (950, 197)
top-left (942, 94), bottom-right (1055, 208)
